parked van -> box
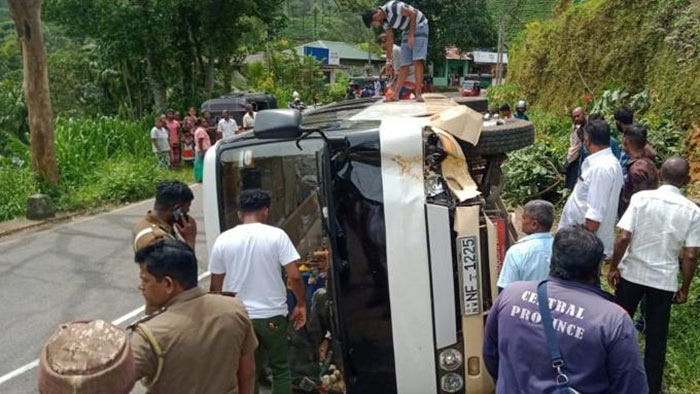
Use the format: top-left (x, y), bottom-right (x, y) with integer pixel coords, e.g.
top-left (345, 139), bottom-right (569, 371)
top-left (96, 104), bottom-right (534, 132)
top-left (203, 95), bottom-right (534, 394)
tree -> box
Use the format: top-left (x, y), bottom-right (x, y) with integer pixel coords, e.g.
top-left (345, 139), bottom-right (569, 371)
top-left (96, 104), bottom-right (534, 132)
top-left (7, 0), bottom-right (58, 185)
top-left (44, 0), bottom-right (286, 114)
top-left (409, 0), bottom-right (497, 64)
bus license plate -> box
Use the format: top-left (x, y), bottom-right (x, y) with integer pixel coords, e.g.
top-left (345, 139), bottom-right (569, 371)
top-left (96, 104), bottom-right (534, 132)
top-left (458, 235), bottom-right (481, 316)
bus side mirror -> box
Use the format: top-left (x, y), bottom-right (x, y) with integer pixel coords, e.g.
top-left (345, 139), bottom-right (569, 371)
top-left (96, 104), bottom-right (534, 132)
top-left (254, 109), bottom-right (302, 139)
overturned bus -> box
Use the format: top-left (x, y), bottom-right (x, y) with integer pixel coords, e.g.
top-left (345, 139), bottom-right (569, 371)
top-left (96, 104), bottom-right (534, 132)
top-left (202, 95), bottom-right (534, 394)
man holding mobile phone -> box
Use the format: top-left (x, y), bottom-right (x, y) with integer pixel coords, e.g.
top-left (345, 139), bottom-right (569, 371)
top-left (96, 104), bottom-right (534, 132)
top-left (133, 180), bottom-right (197, 254)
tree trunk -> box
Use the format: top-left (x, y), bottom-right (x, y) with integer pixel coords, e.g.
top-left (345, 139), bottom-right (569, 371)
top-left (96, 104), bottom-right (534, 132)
top-left (146, 55), bottom-right (167, 113)
top-left (8, 0), bottom-right (58, 185)
top-left (222, 59), bottom-right (232, 94)
top-left (203, 54), bottom-right (215, 100)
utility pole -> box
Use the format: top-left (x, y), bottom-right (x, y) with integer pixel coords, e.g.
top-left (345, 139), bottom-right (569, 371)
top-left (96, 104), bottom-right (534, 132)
top-left (496, 17), bottom-right (504, 85)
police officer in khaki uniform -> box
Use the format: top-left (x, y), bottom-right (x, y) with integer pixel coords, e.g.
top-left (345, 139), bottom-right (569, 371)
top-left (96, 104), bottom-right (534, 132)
top-left (130, 240), bottom-right (257, 394)
top-left (132, 180), bottom-right (197, 253)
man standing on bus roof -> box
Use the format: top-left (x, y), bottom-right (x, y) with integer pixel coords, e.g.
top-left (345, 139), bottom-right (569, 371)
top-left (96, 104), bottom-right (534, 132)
top-left (362, 1), bottom-right (429, 103)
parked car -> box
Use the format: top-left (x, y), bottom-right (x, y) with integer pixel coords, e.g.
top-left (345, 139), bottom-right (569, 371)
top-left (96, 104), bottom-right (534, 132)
top-left (200, 92), bottom-right (276, 125)
top-left (203, 95), bottom-right (534, 394)
top-left (461, 80), bottom-right (481, 97)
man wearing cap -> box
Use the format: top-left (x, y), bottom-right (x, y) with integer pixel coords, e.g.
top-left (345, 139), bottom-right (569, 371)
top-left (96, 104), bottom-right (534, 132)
top-left (484, 226), bottom-right (647, 393)
top-left (130, 240), bottom-right (257, 394)
top-left (363, 1), bottom-right (429, 102)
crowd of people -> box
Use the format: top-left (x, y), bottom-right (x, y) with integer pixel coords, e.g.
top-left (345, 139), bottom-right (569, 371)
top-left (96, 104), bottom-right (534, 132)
top-left (40, 182), bottom-right (303, 394)
top-left (149, 105), bottom-right (257, 181)
top-left (490, 105), bottom-right (700, 393)
top-left (32, 1), bottom-right (700, 392)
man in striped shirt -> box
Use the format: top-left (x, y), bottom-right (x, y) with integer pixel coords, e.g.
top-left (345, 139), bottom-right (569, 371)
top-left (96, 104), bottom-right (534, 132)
top-left (362, 1), bottom-right (429, 102)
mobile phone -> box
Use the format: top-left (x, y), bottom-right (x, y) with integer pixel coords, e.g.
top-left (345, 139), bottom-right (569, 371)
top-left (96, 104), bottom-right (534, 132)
top-left (172, 207), bottom-right (184, 225)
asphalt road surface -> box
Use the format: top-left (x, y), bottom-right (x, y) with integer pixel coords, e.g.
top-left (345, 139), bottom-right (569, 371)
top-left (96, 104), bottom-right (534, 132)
top-left (0, 184), bottom-right (209, 394)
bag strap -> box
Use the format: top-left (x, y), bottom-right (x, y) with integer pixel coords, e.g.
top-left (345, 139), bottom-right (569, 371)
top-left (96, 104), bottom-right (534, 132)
top-left (537, 280), bottom-right (572, 394)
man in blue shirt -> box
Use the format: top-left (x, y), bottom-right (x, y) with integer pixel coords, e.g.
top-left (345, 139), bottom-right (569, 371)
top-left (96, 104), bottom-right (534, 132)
top-left (484, 226), bottom-right (648, 394)
top-left (497, 200), bottom-right (554, 292)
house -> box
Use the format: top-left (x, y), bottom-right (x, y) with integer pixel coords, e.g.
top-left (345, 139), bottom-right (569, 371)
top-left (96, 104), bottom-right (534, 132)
top-left (431, 46), bottom-right (507, 88)
top-left (294, 40), bottom-right (384, 83)
top-left (245, 40), bottom-right (384, 85)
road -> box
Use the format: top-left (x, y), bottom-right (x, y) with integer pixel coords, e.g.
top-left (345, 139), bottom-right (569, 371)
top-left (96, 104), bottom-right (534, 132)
top-left (0, 184), bottom-right (209, 394)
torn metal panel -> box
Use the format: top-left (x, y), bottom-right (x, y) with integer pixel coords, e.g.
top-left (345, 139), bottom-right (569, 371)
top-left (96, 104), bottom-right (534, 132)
top-left (428, 104), bottom-right (483, 145)
top-left (431, 127), bottom-right (481, 202)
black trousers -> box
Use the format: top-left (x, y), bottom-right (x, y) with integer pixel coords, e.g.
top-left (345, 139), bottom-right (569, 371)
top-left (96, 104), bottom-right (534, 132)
top-left (565, 159), bottom-right (580, 190)
top-left (615, 278), bottom-right (674, 394)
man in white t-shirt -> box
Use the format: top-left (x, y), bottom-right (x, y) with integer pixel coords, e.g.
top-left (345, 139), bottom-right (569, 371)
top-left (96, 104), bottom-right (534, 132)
top-left (557, 119), bottom-right (623, 258)
top-left (242, 105), bottom-right (256, 131)
top-left (150, 117), bottom-right (170, 167)
top-left (209, 189), bottom-right (306, 394)
top-left (608, 157), bottom-right (700, 394)
top-left (217, 110), bottom-right (239, 139)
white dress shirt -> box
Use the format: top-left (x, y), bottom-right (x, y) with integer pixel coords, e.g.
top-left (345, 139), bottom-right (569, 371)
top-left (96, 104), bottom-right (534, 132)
top-left (558, 147), bottom-right (623, 257)
top-left (617, 185), bottom-right (700, 292)
top-left (217, 118), bottom-right (238, 139)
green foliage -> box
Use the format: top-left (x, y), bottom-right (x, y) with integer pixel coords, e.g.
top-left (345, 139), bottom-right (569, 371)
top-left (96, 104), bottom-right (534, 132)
top-left (0, 115), bottom-right (193, 220)
top-left (321, 71), bottom-right (350, 103)
top-left (0, 80), bottom-right (28, 144)
top-left (0, 166), bottom-right (38, 221)
top-left (508, 0), bottom-right (700, 128)
top-left (664, 273), bottom-right (700, 393)
top-left (42, 0), bottom-right (286, 115)
top-left (589, 88), bottom-right (651, 120)
top-left (245, 41), bottom-right (326, 107)
top-left (486, 0), bottom-right (559, 42)
top-left (502, 109), bottom-right (570, 206)
top-left (487, 83), bottom-right (527, 110)
top-left (641, 113), bottom-right (687, 167)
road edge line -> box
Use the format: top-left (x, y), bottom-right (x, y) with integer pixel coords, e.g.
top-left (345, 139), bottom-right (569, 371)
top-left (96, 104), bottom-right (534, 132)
top-left (0, 270), bottom-right (211, 386)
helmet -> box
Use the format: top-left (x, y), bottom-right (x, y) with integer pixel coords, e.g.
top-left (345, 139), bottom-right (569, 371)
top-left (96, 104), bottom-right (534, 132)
top-left (516, 100), bottom-right (527, 110)
top-left (292, 91), bottom-right (300, 99)
top-left (39, 320), bottom-right (135, 394)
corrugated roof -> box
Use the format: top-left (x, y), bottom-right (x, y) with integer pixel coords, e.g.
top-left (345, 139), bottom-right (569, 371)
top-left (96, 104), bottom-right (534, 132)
top-left (295, 40), bottom-right (381, 62)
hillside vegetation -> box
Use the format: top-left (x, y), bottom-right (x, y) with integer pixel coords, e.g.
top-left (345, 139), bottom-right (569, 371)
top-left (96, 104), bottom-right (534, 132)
top-left (501, 1), bottom-right (700, 391)
top-left (510, 0), bottom-right (700, 127)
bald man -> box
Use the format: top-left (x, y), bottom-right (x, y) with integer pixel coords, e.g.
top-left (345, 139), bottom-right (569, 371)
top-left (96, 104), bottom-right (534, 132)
top-left (608, 157), bottom-right (700, 394)
top-left (565, 107), bottom-right (587, 189)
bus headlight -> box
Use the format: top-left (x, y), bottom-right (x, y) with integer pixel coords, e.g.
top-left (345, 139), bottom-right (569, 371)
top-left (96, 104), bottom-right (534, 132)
top-left (439, 349), bottom-right (463, 371)
top-left (440, 373), bottom-right (464, 393)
